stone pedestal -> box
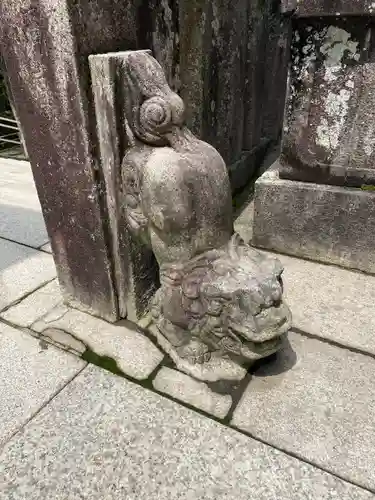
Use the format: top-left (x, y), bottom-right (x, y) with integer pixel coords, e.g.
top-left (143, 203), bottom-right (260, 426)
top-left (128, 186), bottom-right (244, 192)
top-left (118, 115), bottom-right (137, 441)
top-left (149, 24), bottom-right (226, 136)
top-left (253, 1), bottom-right (375, 273)
top-left (253, 168), bottom-right (375, 274)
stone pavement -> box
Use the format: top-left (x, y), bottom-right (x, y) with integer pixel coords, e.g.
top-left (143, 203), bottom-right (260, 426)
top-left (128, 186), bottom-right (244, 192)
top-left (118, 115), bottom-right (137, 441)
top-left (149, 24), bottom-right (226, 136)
top-left (1, 158), bottom-right (375, 498)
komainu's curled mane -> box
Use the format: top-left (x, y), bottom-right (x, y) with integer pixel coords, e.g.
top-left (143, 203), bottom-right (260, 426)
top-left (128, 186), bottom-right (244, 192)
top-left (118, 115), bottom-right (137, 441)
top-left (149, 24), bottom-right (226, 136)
top-left (151, 234), bottom-right (292, 364)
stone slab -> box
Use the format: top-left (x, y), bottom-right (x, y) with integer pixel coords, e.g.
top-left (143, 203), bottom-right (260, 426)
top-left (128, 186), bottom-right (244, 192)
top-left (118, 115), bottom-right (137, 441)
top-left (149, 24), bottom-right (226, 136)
top-left (0, 159), bottom-right (49, 248)
top-left (252, 169), bottom-right (375, 274)
top-left (32, 307), bottom-right (163, 380)
top-left (276, 253), bottom-right (375, 355)
top-left (0, 364), bottom-right (372, 500)
top-left (283, 0), bottom-right (375, 16)
top-left (153, 367), bottom-right (232, 419)
top-left (0, 239), bottom-right (57, 311)
top-left (1, 279), bottom-right (62, 327)
top-left (0, 322), bottom-right (85, 448)
top-left (232, 331), bottom-right (375, 491)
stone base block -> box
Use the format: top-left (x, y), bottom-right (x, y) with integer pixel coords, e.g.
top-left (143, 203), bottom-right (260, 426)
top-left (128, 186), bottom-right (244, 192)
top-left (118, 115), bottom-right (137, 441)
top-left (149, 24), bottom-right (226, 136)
top-left (252, 166), bottom-right (375, 274)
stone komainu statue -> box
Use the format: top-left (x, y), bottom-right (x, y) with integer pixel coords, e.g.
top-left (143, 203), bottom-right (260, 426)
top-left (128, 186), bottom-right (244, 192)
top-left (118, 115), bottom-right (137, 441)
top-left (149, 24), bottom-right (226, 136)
top-left (121, 51), bottom-right (291, 379)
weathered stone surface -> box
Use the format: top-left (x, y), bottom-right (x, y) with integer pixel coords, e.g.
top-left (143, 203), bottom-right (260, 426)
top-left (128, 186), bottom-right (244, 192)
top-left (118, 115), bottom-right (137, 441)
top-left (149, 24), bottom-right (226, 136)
top-left (89, 51), bottom-right (159, 320)
top-left (232, 331), bottom-right (375, 490)
top-left (153, 367), bottom-right (232, 419)
top-left (281, 18), bottom-right (375, 187)
top-left (0, 322), bottom-right (85, 447)
top-left (278, 253), bottom-right (375, 354)
top-left (0, 0), bottom-right (124, 321)
top-left (260, 1), bottom-right (291, 144)
top-left (0, 159), bottom-right (48, 248)
top-left (284, 0), bottom-right (375, 17)
top-left (1, 279), bottom-right (61, 327)
top-left (32, 306), bottom-right (163, 380)
top-left (0, 239), bottom-right (56, 311)
top-left (0, 364), bottom-right (372, 500)
top-left (117, 51), bottom-right (290, 380)
top-left (252, 168), bottom-right (375, 274)
top-left (149, 325), bottom-right (248, 382)
top-left (39, 327), bottom-right (86, 355)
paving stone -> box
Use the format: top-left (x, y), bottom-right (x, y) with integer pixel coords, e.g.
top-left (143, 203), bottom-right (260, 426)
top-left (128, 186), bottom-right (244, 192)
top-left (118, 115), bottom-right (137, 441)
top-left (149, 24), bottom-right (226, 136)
top-left (153, 367), bottom-right (232, 419)
top-left (0, 322), bottom-right (85, 448)
top-left (1, 279), bottom-right (62, 327)
top-left (0, 239), bottom-right (56, 311)
top-left (40, 242), bottom-right (52, 253)
top-left (232, 331), bottom-right (375, 491)
top-left (0, 159), bottom-right (49, 248)
top-left (32, 306), bottom-right (163, 380)
top-left (277, 253), bottom-right (375, 355)
top-left (0, 364), bottom-right (372, 500)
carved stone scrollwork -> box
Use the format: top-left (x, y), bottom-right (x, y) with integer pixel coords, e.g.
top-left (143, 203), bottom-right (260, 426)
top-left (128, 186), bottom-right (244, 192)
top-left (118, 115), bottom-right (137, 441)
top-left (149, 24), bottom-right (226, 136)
top-left (121, 51), bottom-right (292, 380)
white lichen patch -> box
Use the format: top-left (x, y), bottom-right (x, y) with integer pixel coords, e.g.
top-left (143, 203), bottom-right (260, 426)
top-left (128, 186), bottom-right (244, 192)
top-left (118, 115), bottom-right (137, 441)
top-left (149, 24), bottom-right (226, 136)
top-left (316, 89), bottom-right (351, 150)
top-left (320, 26), bottom-right (360, 82)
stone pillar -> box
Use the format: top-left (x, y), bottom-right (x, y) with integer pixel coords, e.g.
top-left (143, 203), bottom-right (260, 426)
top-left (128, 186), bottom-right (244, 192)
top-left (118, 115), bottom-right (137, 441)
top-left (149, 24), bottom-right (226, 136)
top-left (0, 0), bottom-right (141, 321)
top-left (252, 0), bottom-right (375, 274)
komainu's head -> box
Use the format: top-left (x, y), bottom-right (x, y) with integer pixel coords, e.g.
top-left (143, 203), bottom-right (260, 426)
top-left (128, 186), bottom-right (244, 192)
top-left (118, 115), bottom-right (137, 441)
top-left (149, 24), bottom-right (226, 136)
top-left (153, 234), bottom-right (292, 362)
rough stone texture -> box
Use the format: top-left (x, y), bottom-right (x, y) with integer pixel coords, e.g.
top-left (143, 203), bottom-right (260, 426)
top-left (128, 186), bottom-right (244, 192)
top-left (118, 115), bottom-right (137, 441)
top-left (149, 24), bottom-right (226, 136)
top-left (281, 17), bottom-right (375, 187)
top-left (117, 51), bottom-right (290, 379)
top-left (0, 159), bottom-right (49, 248)
top-left (0, 239), bottom-right (56, 311)
top-left (39, 327), bottom-right (86, 355)
top-left (0, 322), bottom-right (85, 448)
top-left (277, 253), bottom-right (375, 354)
top-left (149, 324), bottom-right (248, 382)
top-left (283, 0), bottom-right (375, 16)
top-left (252, 168), bottom-right (375, 274)
top-left (89, 52), bottom-right (159, 320)
top-left (260, 1), bottom-right (291, 146)
top-left (0, 0), bottom-right (124, 321)
top-left (1, 279), bottom-right (61, 327)
top-left (0, 364), bottom-right (372, 500)
top-left (178, 0), bottom-right (289, 188)
top-left (153, 367), bottom-right (232, 419)
top-left (32, 306), bottom-right (163, 380)
top-left (232, 331), bottom-right (375, 491)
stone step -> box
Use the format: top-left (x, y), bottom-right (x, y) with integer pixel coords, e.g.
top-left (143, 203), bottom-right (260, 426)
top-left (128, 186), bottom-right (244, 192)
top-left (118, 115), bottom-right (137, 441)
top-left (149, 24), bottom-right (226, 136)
top-left (277, 253), bottom-right (375, 356)
top-left (0, 364), bottom-right (372, 500)
top-left (232, 331), bottom-right (375, 491)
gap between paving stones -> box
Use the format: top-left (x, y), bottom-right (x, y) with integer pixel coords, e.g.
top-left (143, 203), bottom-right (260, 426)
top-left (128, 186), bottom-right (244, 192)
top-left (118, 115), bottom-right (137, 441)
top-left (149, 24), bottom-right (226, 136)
top-left (2, 314), bottom-right (374, 495)
top-left (0, 277), bottom-right (57, 315)
top-left (0, 235), bottom-right (49, 254)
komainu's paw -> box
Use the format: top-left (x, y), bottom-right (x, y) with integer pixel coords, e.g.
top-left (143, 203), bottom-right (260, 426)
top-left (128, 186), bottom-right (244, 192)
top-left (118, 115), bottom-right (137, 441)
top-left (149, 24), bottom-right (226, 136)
top-left (176, 339), bottom-right (211, 364)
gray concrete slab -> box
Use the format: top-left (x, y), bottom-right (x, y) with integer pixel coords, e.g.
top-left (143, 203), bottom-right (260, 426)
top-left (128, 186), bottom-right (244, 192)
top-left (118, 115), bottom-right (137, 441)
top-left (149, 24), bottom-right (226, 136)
top-left (0, 322), bottom-right (85, 448)
top-left (153, 366), bottom-right (232, 419)
top-left (232, 331), bottom-right (375, 491)
top-left (32, 306), bottom-right (163, 380)
top-left (278, 253), bottom-right (375, 355)
top-left (1, 279), bottom-right (62, 327)
top-left (0, 364), bottom-right (372, 500)
top-left (0, 158), bottom-right (49, 248)
top-left (0, 239), bottom-right (56, 311)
